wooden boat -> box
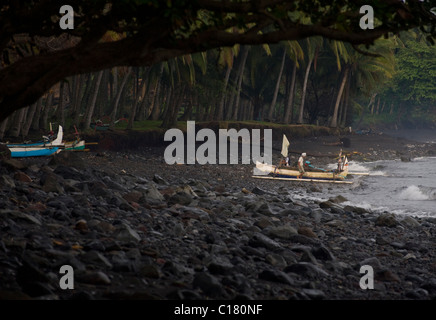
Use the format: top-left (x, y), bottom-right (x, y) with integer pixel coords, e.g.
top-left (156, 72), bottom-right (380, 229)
top-left (253, 133), bottom-right (349, 182)
top-left (255, 160), bottom-right (349, 181)
top-left (8, 126), bottom-right (64, 158)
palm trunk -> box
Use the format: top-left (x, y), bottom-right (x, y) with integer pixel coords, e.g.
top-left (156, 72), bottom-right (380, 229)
top-left (69, 74), bottom-right (80, 118)
top-left (57, 80), bottom-right (66, 126)
top-left (330, 65), bottom-right (349, 128)
top-left (226, 46), bottom-right (249, 120)
top-left (297, 55), bottom-right (314, 124)
top-left (216, 64), bottom-right (232, 121)
top-left (112, 67), bottom-right (118, 100)
top-left (149, 64), bottom-right (164, 121)
top-left (22, 102), bottom-right (37, 137)
top-left (84, 70), bottom-right (104, 129)
top-left (232, 45), bottom-right (250, 121)
top-left (136, 68), bottom-right (151, 121)
top-left (98, 70), bottom-right (110, 118)
top-left (284, 61), bottom-right (297, 124)
top-left (42, 92), bottom-right (53, 131)
top-left (110, 67), bottom-right (131, 122)
top-left (74, 73), bottom-right (92, 126)
top-left (380, 101), bottom-right (386, 114)
top-left (161, 86), bottom-right (177, 128)
top-left (0, 118), bottom-right (8, 139)
top-left (340, 76), bottom-right (351, 127)
top-left (267, 48), bottom-right (286, 121)
top-left (10, 108), bottom-right (26, 138)
top-left (128, 71), bottom-right (148, 130)
top-left (31, 97), bottom-right (43, 131)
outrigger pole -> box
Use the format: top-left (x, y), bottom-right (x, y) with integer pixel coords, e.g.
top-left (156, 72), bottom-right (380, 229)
top-left (252, 175), bottom-right (354, 184)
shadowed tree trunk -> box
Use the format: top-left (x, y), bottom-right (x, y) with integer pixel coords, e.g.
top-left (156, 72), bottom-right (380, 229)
top-left (74, 73), bottom-right (92, 126)
top-left (95, 70), bottom-right (110, 119)
top-left (216, 64), bottom-right (232, 121)
top-left (340, 76), bottom-right (351, 127)
top-left (226, 47), bottom-right (248, 120)
top-left (297, 55), bottom-right (314, 124)
top-left (267, 48), bottom-right (286, 121)
top-left (41, 92), bottom-right (53, 131)
top-left (110, 67), bottom-right (132, 122)
top-left (112, 67), bottom-right (118, 101)
top-left (149, 64), bottom-right (164, 121)
top-left (56, 80), bottom-right (66, 127)
top-left (83, 70), bottom-right (104, 129)
top-left (231, 45), bottom-right (250, 121)
top-left (330, 65), bottom-right (349, 128)
top-left (128, 69), bottom-right (149, 130)
top-left (0, 118), bottom-right (8, 139)
top-left (69, 74), bottom-right (80, 119)
top-left (133, 67), bottom-right (151, 122)
top-left (9, 108), bottom-right (26, 138)
top-left (284, 61), bottom-right (297, 124)
top-left (22, 102), bottom-right (37, 137)
top-left (31, 97), bottom-right (44, 131)
top-left (161, 85), bottom-right (180, 128)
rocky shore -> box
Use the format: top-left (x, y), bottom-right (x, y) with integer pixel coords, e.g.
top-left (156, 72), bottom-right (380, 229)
top-left (1, 132), bottom-right (436, 301)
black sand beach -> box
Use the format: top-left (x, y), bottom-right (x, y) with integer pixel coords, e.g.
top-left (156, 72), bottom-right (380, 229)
top-left (1, 130), bottom-right (436, 302)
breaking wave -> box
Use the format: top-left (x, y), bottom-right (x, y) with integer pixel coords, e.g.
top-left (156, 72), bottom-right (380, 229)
top-left (398, 185), bottom-right (436, 201)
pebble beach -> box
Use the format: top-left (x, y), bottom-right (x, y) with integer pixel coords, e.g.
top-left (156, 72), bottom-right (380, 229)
top-left (1, 131), bottom-right (436, 301)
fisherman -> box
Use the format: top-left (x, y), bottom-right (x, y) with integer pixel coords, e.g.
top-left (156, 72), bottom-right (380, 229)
top-left (297, 153), bottom-right (306, 179)
top-left (337, 156), bottom-right (342, 172)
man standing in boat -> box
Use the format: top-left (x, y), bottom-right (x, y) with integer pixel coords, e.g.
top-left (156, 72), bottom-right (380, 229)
top-left (297, 153), bottom-right (306, 179)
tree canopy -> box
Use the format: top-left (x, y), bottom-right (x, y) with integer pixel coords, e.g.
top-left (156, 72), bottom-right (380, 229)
top-left (0, 0), bottom-right (435, 122)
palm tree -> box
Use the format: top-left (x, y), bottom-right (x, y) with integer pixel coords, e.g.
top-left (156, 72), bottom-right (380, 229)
top-left (344, 40), bottom-right (396, 128)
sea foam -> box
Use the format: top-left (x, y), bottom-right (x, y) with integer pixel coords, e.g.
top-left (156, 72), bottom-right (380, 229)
top-left (398, 185), bottom-right (436, 201)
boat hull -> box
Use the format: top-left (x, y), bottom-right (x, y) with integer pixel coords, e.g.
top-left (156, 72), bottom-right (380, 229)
top-left (255, 162), bottom-right (348, 181)
top-left (7, 125), bottom-right (64, 158)
top-left (10, 147), bottom-right (60, 157)
top-left (65, 140), bottom-right (85, 151)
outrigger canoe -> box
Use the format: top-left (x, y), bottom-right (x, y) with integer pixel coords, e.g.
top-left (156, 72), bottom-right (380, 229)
top-left (255, 160), bottom-right (349, 181)
top-left (7, 126), bottom-right (64, 158)
top-left (253, 133), bottom-right (350, 183)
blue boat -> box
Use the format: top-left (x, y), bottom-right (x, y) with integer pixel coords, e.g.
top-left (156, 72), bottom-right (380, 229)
top-left (7, 126), bottom-right (64, 158)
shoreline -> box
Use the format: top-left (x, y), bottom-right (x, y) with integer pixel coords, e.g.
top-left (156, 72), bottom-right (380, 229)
top-left (1, 131), bottom-right (436, 300)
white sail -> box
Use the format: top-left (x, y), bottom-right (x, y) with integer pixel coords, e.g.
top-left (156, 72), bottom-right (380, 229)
top-left (281, 134), bottom-right (290, 158)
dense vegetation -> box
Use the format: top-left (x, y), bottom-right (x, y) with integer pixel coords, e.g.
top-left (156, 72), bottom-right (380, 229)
top-left (0, 1), bottom-right (435, 138)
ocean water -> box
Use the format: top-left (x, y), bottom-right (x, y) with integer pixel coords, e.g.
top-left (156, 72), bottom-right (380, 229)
top-left (318, 157), bottom-right (436, 217)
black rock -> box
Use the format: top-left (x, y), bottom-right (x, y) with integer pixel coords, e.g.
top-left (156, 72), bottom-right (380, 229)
top-left (312, 245), bottom-right (336, 261)
top-left (193, 272), bottom-right (225, 298)
top-left (168, 192), bottom-right (192, 206)
top-left (284, 262), bottom-right (329, 279)
top-left (258, 269), bottom-right (295, 285)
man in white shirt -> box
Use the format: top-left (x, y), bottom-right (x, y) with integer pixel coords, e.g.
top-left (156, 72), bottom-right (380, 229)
top-left (297, 153), bottom-right (306, 179)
